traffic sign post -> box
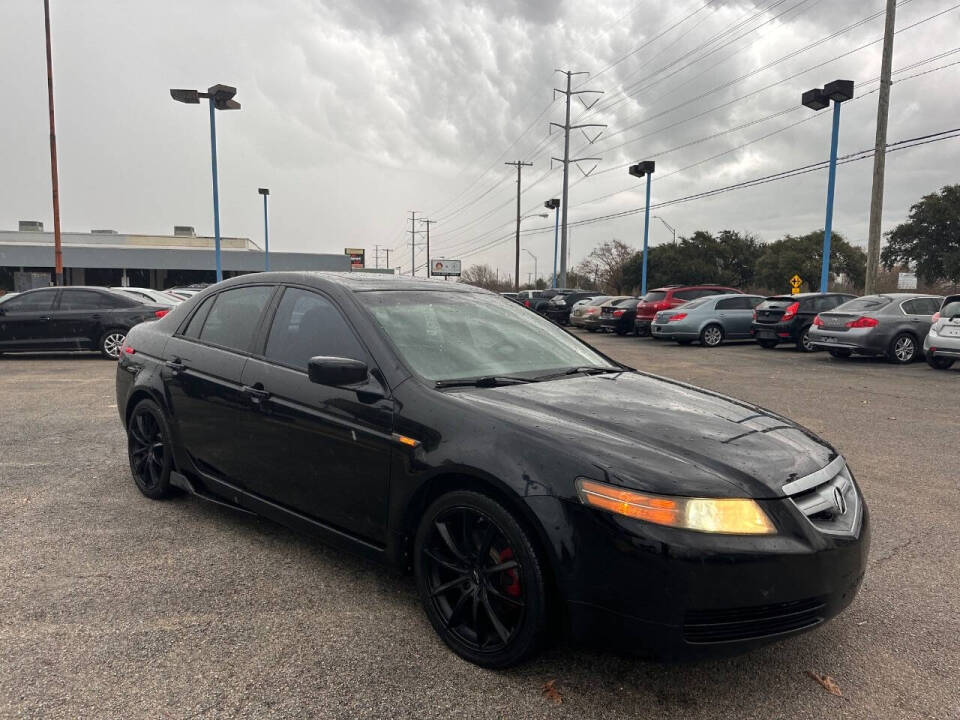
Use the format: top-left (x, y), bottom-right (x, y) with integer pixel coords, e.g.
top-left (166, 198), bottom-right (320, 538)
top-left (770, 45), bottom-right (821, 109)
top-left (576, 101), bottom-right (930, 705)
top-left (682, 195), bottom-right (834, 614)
top-left (790, 274), bottom-right (803, 295)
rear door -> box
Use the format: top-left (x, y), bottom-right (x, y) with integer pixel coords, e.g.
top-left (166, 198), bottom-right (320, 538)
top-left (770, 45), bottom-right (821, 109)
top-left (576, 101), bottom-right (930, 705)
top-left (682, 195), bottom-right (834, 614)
top-left (0, 289), bottom-right (59, 350)
top-left (237, 286), bottom-right (394, 544)
top-left (716, 296), bottom-right (755, 337)
top-left (163, 285), bottom-right (277, 483)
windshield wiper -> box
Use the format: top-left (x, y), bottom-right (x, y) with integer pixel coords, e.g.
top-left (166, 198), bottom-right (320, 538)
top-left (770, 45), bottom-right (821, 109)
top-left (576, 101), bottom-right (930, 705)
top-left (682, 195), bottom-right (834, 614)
top-left (435, 375), bottom-right (535, 389)
top-left (531, 366), bottom-right (621, 382)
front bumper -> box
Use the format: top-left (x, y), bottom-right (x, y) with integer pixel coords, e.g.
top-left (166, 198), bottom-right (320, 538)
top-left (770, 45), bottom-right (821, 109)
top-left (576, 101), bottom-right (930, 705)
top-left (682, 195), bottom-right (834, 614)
top-left (526, 488), bottom-right (869, 658)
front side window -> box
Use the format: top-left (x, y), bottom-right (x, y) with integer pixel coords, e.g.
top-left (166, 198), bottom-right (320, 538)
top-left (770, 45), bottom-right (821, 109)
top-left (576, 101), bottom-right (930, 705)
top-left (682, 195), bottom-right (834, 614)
top-left (1, 290), bottom-right (56, 312)
top-left (264, 288), bottom-right (366, 370)
top-left (359, 290), bottom-right (617, 382)
top-left (198, 286), bottom-right (274, 352)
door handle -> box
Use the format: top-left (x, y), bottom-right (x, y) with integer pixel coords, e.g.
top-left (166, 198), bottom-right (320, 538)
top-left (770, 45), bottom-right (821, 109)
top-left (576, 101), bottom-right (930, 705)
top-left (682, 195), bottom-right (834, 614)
top-left (39, 316), bottom-right (52, 321)
top-left (165, 358), bottom-right (186, 375)
top-left (241, 385), bottom-right (272, 405)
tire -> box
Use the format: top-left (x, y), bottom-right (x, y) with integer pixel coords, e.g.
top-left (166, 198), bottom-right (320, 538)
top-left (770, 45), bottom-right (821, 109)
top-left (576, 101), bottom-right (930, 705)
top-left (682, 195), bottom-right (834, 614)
top-left (414, 490), bottom-right (548, 668)
top-left (700, 324), bottom-right (724, 348)
top-left (126, 399), bottom-right (175, 500)
top-left (99, 328), bottom-right (127, 359)
top-left (796, 326), bottom-right (815, 353)
top-left (758, 340), bottom-right (778, 349)
top-left (829, 349), bottom-right (852, 358)
top-left (615, 327), bottom-right (628, 336)
top-left (927, 354), bottom-right (955, 370)
top-left (888, 333), bottom-right (918, 364)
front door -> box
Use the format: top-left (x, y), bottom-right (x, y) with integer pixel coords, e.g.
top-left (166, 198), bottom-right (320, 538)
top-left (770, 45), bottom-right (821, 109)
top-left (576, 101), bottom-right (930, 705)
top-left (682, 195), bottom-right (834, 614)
top-left (0, 289), bottom-right (59, 350)
top-left (237, 286), bottom-right (394, 544)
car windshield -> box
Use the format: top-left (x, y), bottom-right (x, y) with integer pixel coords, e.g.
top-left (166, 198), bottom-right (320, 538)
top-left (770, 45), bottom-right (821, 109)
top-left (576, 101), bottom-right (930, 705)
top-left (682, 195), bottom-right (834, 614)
top-left (641, 291), bottom-right (666, 302)
top-left (757, 297), bottom-right (794, 309)
top-left (359, 290), bottom-right (619, 382)
top-left (834, 296), bottom-right (891, 312)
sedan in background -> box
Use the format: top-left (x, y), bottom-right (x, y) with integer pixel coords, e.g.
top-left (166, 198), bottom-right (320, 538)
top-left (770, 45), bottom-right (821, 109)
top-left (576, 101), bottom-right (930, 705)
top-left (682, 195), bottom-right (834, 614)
top-left (580, 296), bottom-right (631, 332)
top-left (599, 296), bottom-right (642, 335)
top-left (924, 294), bottom-right (960, 370)
top-left (752, 293), bottom-right (856, 352)
top-left (808, 293), bottom-right (942, 364)
top-left (652, 294), bottom-right (765, 346)
top-left (569, 295), bottom-right (611, 328)
top-left (635, 285), bottom-right (742, 336)
top-left (543, 291), bottom-right (597, 325)
top-left (112, 287), bottom-right (183, 306)
top-left (0, 286), bottom-right (168, 358)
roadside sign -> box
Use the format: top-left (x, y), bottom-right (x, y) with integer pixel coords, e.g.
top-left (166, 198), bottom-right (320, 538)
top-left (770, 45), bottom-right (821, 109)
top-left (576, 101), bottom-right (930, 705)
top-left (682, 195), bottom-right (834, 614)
top-left (431, 259), bottom-right (462, 277)
top-left (897, 271), bottom-right (917, 290)
top-left (790, 274), bottom-right (803, 295)
top-left (344, 247), bottom-right (365, 270)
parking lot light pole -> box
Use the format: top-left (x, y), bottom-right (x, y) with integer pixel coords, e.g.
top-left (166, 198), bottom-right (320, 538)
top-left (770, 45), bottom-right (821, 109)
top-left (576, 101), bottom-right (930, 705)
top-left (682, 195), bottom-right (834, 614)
top-left (628, 161), bottom-right (656, 295)
top-left (258, 188), bottom-right (270, 271)
top-left (522, 248), bottom-right (538, 284)
top-left (802, 79), bottom-right (853, 292)
top-left (544, 199), bottom-right (560, 287)
top-left (170, 85), bottom-right (241, 283)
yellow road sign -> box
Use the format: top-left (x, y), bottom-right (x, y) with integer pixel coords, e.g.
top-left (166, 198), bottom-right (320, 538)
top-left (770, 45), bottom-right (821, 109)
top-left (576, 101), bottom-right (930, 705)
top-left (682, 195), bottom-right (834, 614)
top-left (790, 274), bottom-right (803, 289)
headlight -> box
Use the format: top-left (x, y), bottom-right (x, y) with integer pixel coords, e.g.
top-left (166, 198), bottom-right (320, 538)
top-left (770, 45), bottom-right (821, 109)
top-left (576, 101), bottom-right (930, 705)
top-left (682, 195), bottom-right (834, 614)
top-left (576, 478), bottom-right (776, 535)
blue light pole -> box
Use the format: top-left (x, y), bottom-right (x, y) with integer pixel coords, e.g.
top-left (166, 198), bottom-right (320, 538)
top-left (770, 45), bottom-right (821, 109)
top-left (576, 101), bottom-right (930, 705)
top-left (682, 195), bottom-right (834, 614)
top-left (171, 85), bottom-right (242, 283)
top-left (545, 198), bottom-right (560, 287)
top-left (802, 79), bottom-right (853, 293)
top-left (258, 188), bottom-right (270, 271)
top-left (628, 161), bottom-right (656, 295)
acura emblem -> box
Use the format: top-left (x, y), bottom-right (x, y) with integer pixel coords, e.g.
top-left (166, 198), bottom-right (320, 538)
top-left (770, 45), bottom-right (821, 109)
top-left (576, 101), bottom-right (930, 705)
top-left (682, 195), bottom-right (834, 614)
top-left (833, 487), bottom-right (847, 515)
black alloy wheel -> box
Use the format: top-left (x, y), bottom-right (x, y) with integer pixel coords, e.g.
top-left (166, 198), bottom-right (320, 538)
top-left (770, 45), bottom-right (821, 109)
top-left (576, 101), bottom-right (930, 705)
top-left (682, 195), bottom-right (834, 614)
top-left (889, 333), bottom-right (918, 364)
top-left (829, 349), bottom-right (852, 358)
top-left (700, 324), bottom-right (724, 348)
top-left (127, 400), bottom-right (175, 499)
top-left (797, 326), bottom-right (815, 353)
top-left (414, 491), bottom-right (547, 668)
top-left (927, 354), bottom-right (955, 370)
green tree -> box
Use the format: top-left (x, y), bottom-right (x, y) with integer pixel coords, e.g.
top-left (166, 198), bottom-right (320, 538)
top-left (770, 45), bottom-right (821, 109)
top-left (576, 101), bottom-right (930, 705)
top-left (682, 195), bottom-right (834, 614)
top-left (622, 230), bottom-right (760, 291)
top-left (881, 184), bottom-right (960, 285)
top-left (753, 230), bottom-right (865, 293)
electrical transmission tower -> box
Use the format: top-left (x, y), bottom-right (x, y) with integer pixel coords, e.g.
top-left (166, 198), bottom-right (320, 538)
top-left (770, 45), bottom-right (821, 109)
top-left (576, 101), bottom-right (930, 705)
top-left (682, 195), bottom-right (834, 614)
top-left (373, 245), bottom-right (390, 269)
top-left (505, 160), bottom-right (533, 292)
top-left (408, 211), bottom-right (425, 276)
top-left (552, 70), bottom-right (605, 288)
top-left (420, 218), bottom-right (437, 278)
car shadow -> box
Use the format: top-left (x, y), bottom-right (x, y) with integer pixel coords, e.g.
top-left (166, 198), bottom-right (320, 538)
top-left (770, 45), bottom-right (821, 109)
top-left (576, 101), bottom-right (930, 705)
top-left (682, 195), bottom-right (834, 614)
top-left (0, 352), bottom-right (107, 361)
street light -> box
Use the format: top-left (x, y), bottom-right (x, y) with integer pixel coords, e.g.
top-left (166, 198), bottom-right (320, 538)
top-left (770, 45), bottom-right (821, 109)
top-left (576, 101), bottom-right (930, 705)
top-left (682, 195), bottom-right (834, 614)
top-left (170, 84), bottom-right (242, 283)
top-left (628, 160), bottom-right (656, 295)
top-left (802, 79), bottom-right (853, 292)
top-left (544, 199), bottom-right (560, 287)
top-left (258, 188), bottom-right (270, 271)
top-left (522, 248), bottom-right (538, 285)
top-left (652, 215), bottom-right (676, 244)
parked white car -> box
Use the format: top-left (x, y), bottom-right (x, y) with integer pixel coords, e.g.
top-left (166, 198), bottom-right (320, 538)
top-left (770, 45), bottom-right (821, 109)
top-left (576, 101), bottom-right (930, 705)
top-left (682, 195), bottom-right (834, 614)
top-left (924, 294), bottom-right (960, 370)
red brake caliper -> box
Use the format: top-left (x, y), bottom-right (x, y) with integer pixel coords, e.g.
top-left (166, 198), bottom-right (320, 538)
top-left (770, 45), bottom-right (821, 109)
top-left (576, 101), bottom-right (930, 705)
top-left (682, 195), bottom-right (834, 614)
top-left (498, 548), bottom-right (521, 597)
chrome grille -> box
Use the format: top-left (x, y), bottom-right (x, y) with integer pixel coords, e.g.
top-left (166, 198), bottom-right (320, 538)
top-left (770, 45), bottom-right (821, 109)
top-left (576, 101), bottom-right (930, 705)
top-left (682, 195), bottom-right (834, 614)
top-left (782, 456), bottom-right (861, 536)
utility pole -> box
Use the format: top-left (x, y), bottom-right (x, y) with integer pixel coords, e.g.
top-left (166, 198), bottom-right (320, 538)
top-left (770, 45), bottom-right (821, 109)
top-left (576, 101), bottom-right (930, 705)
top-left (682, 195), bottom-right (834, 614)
top-left (552, 69), bottom-right (605, 288)
top-left (420, 218), bottom-right (437, 278)
top-left (43, 0), bottom-right (63, 286)
top-left (865, 0), bottom-right (897, 295)
top-left (374, 244), bottom-right (380, 269)
top-left (408, 211), bottom-right (423, 277)
top-left (385, 248), bottom-right (390, 271)
top-left (505, 161), bottom-right (533, 292)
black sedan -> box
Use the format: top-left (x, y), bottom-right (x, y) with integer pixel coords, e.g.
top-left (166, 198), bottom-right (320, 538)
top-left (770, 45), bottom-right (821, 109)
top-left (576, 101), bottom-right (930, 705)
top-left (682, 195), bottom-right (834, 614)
top-left (116, 272), bottom-right (868, 667)
top-left (598, 296), bottom-right (641, 335)
top-left (0, 286), bottom-right (169, 358)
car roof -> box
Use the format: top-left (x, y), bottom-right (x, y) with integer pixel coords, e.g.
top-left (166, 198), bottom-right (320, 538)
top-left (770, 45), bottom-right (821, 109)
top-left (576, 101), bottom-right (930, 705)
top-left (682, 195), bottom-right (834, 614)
top-left (766, 292), bottom-right (853, 299)
top-left (217, 271), bottom-right (494, 295)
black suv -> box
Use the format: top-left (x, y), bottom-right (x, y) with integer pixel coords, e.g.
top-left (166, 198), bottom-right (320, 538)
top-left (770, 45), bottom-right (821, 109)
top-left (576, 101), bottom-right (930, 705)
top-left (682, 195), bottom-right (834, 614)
top-left (0, 286), bottom-right (168, 358)
top-left (751, 292), bottom-right (856, 352)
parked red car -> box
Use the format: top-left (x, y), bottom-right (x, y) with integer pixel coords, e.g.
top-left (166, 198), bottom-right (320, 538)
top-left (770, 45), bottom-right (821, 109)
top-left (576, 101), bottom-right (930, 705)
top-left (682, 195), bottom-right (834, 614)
top-left (634, 285), bottom-right (743, 336)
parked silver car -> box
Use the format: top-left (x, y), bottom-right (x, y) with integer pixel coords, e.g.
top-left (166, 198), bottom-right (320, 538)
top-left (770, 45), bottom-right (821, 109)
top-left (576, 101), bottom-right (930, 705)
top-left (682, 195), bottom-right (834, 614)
top-left (651, 294), bottom-right (765, 346)
top-left (924, 294), bottom-right (960, 370)
top-left (808, 293), bottom-right (942, 364)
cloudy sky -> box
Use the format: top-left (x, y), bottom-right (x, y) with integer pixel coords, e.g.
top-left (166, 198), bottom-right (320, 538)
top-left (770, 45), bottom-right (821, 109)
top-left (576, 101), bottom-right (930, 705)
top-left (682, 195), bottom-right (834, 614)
top-left (2, 0), bottom-right (959, 282)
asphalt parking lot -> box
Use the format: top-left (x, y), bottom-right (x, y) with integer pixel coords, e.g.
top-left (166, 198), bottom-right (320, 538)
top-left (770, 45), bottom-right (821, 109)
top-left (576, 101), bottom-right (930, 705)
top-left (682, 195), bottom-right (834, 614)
top-left (1, 337), bottom-right (958, 720)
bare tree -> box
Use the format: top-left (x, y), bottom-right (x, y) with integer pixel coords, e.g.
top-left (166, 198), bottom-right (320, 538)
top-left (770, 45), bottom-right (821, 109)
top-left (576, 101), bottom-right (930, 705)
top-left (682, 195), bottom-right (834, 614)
top-left (460, 264), bottom-right (513, 292)
top-left (575, 239), bottom-right (638, 294)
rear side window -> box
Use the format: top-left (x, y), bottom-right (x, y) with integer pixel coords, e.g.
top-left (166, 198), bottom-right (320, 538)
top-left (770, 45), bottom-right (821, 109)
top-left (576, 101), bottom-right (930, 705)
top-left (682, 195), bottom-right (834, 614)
top-left (59, 290), bottom-right (131, 310)
top-left (264, 288), bottom-right (366, 371)
top-left (1, 290), bottom-right (56, 312)
top-left (672, 289), bottom-right (698, 301)
top-left (199, 286), bottom-right (274, 352)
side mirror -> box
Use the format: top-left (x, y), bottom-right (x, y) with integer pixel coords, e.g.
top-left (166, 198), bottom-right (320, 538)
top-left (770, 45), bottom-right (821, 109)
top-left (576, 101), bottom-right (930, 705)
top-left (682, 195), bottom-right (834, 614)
top-left (307, 356), bottom-right (369, 387)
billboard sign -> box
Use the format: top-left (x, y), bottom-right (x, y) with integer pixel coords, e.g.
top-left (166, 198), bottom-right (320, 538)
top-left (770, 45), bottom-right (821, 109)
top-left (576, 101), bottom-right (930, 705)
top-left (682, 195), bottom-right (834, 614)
top-left (897, 271), bottom-right (917, 290)
top-left (431, 259), bottom-right (461, 277)
top-left (345, 247), bottom-right (365, 270)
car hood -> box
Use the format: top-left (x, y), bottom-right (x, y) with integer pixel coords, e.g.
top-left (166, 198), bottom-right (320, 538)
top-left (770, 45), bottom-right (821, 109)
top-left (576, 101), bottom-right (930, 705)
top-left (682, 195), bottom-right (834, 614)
top-left (447, 371), bottom-right (835, 499)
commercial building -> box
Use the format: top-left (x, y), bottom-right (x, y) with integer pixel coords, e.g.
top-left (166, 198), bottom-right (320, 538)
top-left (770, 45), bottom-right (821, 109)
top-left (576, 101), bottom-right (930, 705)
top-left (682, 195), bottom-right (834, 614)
top-left (0, 221), bottom-right (353, 291)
